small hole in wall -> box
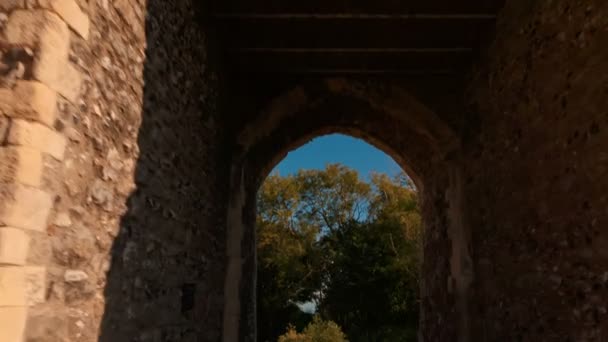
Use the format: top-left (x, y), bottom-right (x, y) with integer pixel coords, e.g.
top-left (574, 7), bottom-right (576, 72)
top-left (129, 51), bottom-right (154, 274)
top-left (590, 122), bottom-right (599, 135)
top-left (181, 283), bottom-right (196, 315)
top-left (54, 119), bottom-right (66, 132)
top-left (582, 201), bottom-right (591, 210)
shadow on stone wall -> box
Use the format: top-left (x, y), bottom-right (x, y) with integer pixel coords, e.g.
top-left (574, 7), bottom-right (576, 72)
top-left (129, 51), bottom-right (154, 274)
top-left (96, 0), bottom-right (229, 340)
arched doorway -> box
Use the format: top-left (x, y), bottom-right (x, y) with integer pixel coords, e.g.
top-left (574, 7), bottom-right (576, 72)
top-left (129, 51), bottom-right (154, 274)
top-left (223, 79), bottom-right (473, 341)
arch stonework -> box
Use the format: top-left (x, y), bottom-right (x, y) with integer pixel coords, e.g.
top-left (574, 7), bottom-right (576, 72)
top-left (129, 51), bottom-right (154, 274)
top-left (224, 79), bottom-right (474, 341)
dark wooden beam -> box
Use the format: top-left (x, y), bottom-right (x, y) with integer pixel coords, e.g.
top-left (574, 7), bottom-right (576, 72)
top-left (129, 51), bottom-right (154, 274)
top-left (209, 0), bottom-right (505, 15)
top-left (215, 17), bottom-right (493, 49)
top-left (212, 13), bottom-right (497, 19)
top-left (232, 69), bottom-right (456, 75)
top-left (226, 49), bottom-right (473, 71)
top-left (229, 48), bottom-right (473, 53)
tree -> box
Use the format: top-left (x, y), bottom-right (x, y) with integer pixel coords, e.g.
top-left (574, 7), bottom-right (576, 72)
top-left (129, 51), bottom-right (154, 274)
top-left (318, 219), bottom-right (419, 341)
top-left (257, 173), bottom-right (321, 340)
top-left (257, 164), bottom-right (421, 341)
top-left (278, 317), bottom-right (347, 342)
top-left (278, 326), bottom-right (307, 342)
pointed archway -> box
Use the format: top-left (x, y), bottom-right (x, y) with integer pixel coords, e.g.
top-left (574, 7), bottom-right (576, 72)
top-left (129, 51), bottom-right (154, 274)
top-left (223, 78), bottom-right (473, 341)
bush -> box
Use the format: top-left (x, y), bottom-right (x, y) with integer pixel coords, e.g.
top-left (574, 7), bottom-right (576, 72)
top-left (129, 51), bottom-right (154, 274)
top-left (278, 317), bottom-right (347, 342)
top-left (278, 325), bottom-right (307, 342)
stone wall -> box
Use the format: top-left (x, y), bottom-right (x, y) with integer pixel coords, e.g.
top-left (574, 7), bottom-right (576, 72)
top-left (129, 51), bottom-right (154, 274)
top-left (0, 1), bottom-right (87, 340)
top-left (0, 0), bottom-right (227, 341)
top-left (465, 0), bottom-right (608, 340)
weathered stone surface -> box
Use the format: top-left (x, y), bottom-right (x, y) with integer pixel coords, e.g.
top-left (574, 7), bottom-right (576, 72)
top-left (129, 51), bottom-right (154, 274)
top-left (39, 0), bottom-right (90, 39)
top-left (0, 266), bottom-right (26, 306)
top-left (5, 10), bottom-right (72, 100)
top-left (52, 212), bottom-right (72, 227)
top-left (25, 307), bottom-right (68, 342)
top-left (0, 118), bottom-right (10, 142)
top-left (51, 223), bottom-right (96, 267)
top-left (0, 0), bottom-right (23, 11)
top-left (112, 0), bottom-right (145, 39)
top-left (52, 62), bottom-right (82, 103)
top-left (7, 119), bottom-right (66, 160)
top-left (0, 146), bottom-right (44, 187)
top-left (0, 306), bottom-right (27, 342)
top-left (0, 184), bottom-right (52, 231)
top-left (464, 1), bottom-right (608, 340)
top-left (24, 266), bottom-right (47, 306)
top-left (89, 179), bottom-right (113, 209)
top-left (0, 81), bottom-right (58, 127)
top-left (0, 227), bottom-right (30, 266)
top-left (63, 269), bottom-right (87, 282)
top-left (50, 0), bottom-right (228, 340)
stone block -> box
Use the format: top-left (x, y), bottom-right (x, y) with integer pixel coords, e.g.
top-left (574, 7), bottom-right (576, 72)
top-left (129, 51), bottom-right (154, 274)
top-left (25, 266), bottom-right (47, 306)
top-left (0, 227), bottom-right (30, 266)
top-left (0, 0), bottom-right (23, 11)
top-left (0, 81), bottom-right (58, 127)
top-left (0, 146), bottom-right (44, 187)
top-left (52, 62), bottom-right (82, 103)
top-left (0, 184), bottom-right (53, 232)
top-left (7, 119), bottom-right (66, 160)
top-left (0, 307), bottom-right (27, 342)
top-left (25, 307), bottom-right (68, 342)
top-left (0, 266), bottom-right (26, 306)
top-left (40, 0), bottom-right (90, 40)
top-left (0, 118), bottom-right (9, 142)
top-left (5, 10), bottom-right (71, 100)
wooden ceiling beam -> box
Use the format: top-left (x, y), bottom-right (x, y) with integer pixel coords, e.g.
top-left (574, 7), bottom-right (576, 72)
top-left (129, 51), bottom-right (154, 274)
top-left (233, 69), bottom-right (456, 75)
top-left (217, 20), bottom-right (486, 49)
top-left (211, 13), bottom-right (497, 20)
top-left (228, 47), bottom-right (474, 53)
top-left (209, 0), bottom-right (506, 15)
top-left (226, 49), bottom-right (472, 72)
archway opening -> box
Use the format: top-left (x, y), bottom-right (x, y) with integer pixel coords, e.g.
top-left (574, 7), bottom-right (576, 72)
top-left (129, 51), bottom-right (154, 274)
top-left (256, 133), bottom-right (421, 341)
top-left (223, 79), bottom-right (471, 342)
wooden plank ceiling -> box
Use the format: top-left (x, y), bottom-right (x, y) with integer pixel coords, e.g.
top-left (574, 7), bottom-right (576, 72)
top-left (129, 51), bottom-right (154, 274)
top-left (208, 0), bottom-right (505, 77)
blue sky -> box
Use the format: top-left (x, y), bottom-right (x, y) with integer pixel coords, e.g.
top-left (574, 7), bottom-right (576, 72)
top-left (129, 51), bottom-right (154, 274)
top-left (273, 134), bottom-right (401, 178)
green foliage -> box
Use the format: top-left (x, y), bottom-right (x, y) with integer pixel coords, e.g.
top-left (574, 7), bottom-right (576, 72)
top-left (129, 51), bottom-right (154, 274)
top-left (257, 164), bottom-right (421, 342)
top-left (278, 317), bottom-right (347, 342)
top-left (277, 326), bottom-right (307, 342)
top-left (319, 219), bottom-right (419, 341)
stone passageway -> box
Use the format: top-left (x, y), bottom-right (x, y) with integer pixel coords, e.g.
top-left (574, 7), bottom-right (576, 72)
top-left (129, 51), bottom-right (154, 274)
top-left (0, 0), bottom-right (607, 341)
